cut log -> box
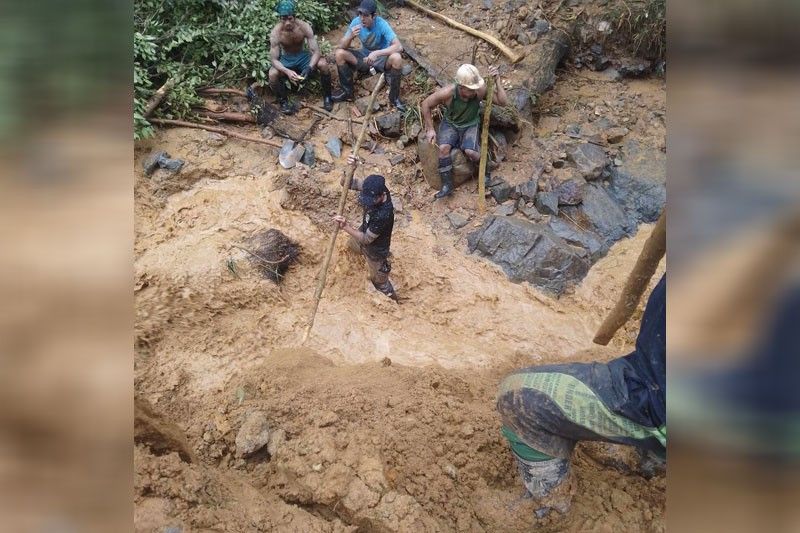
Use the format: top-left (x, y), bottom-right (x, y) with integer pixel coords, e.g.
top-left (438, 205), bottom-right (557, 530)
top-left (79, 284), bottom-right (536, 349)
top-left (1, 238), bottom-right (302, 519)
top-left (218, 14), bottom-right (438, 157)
top-left (404, 0), bottom-right (523, 63)
top-left (400, 39), bottom-right (450, 88)
top-left (150, 119), bottom-right (283, 148)
top-left (143, 78), bottom-right (176, 118)
top-left (520, 26), bottom-right (572, 96)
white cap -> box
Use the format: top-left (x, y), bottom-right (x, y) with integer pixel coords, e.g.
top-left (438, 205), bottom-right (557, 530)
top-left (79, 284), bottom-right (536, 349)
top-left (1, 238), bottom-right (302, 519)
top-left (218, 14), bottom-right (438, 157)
top-left (455, 64), bottom-right (485, 90)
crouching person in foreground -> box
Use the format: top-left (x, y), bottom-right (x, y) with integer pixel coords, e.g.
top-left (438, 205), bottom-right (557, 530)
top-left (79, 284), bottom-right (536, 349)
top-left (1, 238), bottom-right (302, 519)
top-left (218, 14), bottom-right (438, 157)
top-left (331, 155), bottom-right (398, 301)
top-left (497, 275), bottom-right (666, 516)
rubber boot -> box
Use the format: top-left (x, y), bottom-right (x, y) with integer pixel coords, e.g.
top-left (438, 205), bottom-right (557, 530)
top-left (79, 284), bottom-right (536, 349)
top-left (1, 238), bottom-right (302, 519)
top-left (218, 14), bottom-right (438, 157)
top-left (270, 79), bottom-right (295, 115)
top-left (320, 73), bottom-right (334, 111)
top-left (332, 63), bottom-right (354, 102)
top-left (513, 452), bottom-right (573, 517)
top-left (435, 170), bottom-right (454, 199)
top-left (386, 69), bottom-right (407, 112)
top-left (374, 280), bottom-right (398, 301)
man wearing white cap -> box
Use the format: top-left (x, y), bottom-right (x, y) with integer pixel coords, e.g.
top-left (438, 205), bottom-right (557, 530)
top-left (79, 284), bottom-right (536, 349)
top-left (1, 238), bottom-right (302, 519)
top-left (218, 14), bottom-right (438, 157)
top-left (421, 64), bottom-right (508, 199)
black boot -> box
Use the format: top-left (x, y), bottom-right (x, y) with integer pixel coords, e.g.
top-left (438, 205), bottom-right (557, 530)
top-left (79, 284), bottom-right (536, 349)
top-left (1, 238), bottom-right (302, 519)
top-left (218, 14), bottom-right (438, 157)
top-left (320, 73), bottom-right (334, 111)
top-left (386, 69), bottom-right (407, 112)
top-left (435, 170), bottom-right (454, 199)
top-left (270, 79), bottom-right (296, 115)
top-left (332, 63), bottom-right (354, 102)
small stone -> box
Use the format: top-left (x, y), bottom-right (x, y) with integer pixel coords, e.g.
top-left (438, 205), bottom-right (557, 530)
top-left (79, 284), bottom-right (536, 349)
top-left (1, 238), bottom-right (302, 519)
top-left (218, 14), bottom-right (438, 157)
top-left (519, 202), bottom-right (541, 220)
top-left (325, 136), bottom-right (342, 158)
top-left (516, 31), bottom-right (530, 46)
top-left (604, 127), bottom-right (629, 144)
top-left (446, 211), bottom-right (469, 229)
top-left (301, 143), bottom-right (316, 166)
top-left (555, 178), bottom-right (585, 206)
top-left (535, 191), bottom-right (559, 216)
top-left (515, 179), bottom-right (539, 202)
top-left (206, 132), bottom-right (227, 147)
top-left (443, 463), bottom-right (458, 480)
top-left (489, 178), bottom-right (514, 203)
top-left (312, 463), bottom-right (323, 472)
top-left (261, 126), bottom-right (275, 138)
top-left (494, 201), bottom-right (516, 216)
top-left (481, 0), bottom-right (492, 9)
top-left (381, 357), bottom-right (392, 367)
top-left (376, 111), bottom-right (403, 138)
top-left (531, 19), bottom-right (551, 37)
top-left (567, 143), bottom-right (608, 180)
top-left (401, 63), bottom-right (413, 76)
top-left (267, 428), bottom-right (285, 457)
top-left (614, 158), bottom-right (623, 166)
top-left (389, 154), bottom-right (405, 166)
top-left (461, 423), bottom-right (474, 437)
top-left (235, 411), bottom-right (270, 457)
top-left (355, 96), bottom-right (381, 115)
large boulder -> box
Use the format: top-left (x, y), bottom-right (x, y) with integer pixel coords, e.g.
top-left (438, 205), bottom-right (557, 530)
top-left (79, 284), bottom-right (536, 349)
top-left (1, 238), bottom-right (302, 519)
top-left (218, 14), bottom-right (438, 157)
top-left (607, 140), bottom-right (666, 223)
top-left (467, 217), bottom-right (591, 295)
top-left (547, 217), bottom-right (606, 262)
top-left (567, 142), bottom-right (608, 180)
top-left (376, 111), bottom-right (403, 138)
top-left (418, 134), bottom-right (474, 190)
top-left (565, 182), bottom-right (634, 246)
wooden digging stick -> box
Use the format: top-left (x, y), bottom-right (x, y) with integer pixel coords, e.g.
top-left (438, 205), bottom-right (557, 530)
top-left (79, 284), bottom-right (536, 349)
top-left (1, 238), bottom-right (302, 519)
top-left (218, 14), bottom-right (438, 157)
top-left (302, 74), bottom-right (386, 343)
top-left (404, 0), bottom-right (523, 64)
top-left (477, 76), bottom-right (495, 213)
top-left (593, 211), bottom-right (666, 345)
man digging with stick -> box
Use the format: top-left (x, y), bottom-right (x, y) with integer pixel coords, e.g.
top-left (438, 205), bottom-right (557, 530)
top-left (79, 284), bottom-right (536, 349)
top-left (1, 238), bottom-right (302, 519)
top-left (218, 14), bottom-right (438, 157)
top-left (421, 63), bottom-right (508, 199)
top-left (264, 0), bottom-right (334, 114)
top-left (331, 155), bottom-right (398, 301)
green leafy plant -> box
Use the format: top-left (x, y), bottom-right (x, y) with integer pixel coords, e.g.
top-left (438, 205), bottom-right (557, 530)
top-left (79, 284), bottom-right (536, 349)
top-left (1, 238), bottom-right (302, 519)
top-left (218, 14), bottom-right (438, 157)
top-left (610, 0), bottom-right (666, 61)
top-left (134, 0), bottom-right (347, 139)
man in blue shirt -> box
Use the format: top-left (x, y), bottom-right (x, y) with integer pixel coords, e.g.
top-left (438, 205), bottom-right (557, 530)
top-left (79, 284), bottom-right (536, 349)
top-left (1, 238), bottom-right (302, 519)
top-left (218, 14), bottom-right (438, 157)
top-left (332, 0), bottom-right (407, 111)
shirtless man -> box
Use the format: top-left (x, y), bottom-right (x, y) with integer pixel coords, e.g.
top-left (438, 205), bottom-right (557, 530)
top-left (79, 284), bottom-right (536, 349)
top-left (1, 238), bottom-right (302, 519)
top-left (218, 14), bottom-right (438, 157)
top-left (268, 0), bottom-right (333, 114)
top-left (421, 64), bottom-right (507, 199)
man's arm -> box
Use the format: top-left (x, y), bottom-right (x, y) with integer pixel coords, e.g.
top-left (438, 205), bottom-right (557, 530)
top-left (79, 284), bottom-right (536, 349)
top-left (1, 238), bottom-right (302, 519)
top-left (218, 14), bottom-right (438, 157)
top-left (303, 22), bottom-right (321, 70)
top-left (483, 65), bottom-right (508, 106)
top-left (421, 86), bottom-right (454, 143)
top-left (334, 219), bottom-right (378, 245)
top-left (337, 22), bottom-right (358, 50)
top-left (270, 28), bottom-right (288, 75)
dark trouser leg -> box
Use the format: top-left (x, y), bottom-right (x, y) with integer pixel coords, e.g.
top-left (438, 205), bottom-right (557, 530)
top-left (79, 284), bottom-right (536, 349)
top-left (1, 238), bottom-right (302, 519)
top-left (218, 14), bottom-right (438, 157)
top-left (332, 63), bottom-right (355, 102)
top-left (385, 68), bottom-right (406, 112)
top-left (365, 255), bottom-right (397, 300)
top-left (269, 78), bottom-right (296, 115)
top-left (434, 155), bottom-right (454, 199)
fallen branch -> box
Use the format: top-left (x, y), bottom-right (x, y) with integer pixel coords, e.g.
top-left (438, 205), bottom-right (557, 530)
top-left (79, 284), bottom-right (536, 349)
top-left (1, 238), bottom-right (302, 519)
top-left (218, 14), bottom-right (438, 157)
top-left (144, 78), bottom-right (177, 118)
top-left (302, 103), bottom-right (364, 123)
top-left (400, 39), bottom-right (450, 88)
top-left (197, 87), bottom-right (247, 97)
top-left (150, 119), bottom-right (283, 148)
top-left (477, 77), bottom-right (494, 213)
top-left (593, 211), bottom-right (666, 345)
top-left (303, 74), bottom-right (386, 343)
top-left (404, 0), bottom-right (523, 63)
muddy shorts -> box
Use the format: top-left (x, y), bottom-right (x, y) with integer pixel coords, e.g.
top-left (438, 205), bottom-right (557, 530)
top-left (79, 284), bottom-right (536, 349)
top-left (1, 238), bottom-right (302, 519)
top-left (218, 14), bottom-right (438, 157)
top-left (279, 50), bottom-right (312, 74)
top-left (348, 47), bottom-right (389, 73)
top-left (438, 119), bottom-right (480, 153)
top-left (497, 362), bottom-right (667, 460)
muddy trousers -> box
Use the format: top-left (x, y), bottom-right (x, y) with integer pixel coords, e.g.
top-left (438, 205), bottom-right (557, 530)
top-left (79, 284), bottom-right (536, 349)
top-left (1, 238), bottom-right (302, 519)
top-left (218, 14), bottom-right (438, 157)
top-left (349, 237), bottom-right (397, 299)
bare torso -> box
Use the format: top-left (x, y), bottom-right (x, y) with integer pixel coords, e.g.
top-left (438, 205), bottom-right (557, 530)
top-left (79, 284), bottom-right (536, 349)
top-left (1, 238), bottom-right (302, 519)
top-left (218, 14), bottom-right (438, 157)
top-left (272, 20), bottom-right (310, 54)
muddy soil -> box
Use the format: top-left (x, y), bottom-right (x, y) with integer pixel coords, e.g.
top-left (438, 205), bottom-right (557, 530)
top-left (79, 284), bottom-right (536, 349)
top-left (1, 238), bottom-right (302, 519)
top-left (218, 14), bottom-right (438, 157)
top-left (134, 1), bottom-right (666, 531)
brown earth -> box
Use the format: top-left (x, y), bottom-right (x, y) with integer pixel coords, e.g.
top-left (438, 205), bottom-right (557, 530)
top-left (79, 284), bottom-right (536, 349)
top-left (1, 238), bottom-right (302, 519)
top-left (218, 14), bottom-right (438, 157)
top-left (134, 1), bottom-right (666, 531)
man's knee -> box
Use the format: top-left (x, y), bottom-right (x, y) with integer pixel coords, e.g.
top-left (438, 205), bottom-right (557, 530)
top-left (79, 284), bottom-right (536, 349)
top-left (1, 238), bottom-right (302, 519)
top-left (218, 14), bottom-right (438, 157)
top-left (438, 144), bottom-right (452, 158)
top-left (317, 57), bottom-right (329, 71)
top-left (464, 149), bottom-right (480, 161)
top-left (388, 52), bottom-right (403, 69)
top-left (268, 67), bottom-right (281, 82)
top-left (334, 48), bottom-right (352, 65)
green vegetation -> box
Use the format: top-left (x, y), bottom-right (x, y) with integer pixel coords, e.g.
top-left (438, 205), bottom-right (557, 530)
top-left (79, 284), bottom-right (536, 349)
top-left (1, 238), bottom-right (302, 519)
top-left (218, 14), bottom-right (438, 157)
top-left (134, 0), bottom-right (347, 139)
top-left (612, 0), bottom-right (666, 61)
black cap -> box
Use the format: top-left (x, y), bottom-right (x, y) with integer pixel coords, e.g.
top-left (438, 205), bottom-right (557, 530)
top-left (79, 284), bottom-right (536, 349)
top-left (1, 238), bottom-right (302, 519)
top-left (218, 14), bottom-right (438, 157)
top-left (358, 0), bottom-right (378, 14)
top-left (358, 174), bottom-right (387, 206)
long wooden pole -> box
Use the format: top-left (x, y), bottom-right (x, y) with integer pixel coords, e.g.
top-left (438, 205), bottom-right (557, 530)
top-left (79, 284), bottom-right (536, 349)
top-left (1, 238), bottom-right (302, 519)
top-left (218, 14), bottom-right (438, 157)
top-left (477, 77), bottom-right (495, 214)
top-left (593, 211), bottom-right (666, 345)
top-left (150, 118), bottom-right (284, 148)
top-left (302, 74), bottom-right (386, 343)
top-left (144, 78), bottom-right (177, 118)
top-left (404, 0), bottom-right (523, 64)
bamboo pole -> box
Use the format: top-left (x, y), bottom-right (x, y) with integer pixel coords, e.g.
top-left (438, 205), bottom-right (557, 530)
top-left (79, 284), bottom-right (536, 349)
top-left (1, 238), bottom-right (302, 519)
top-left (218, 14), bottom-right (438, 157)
top-left (150, 119), bottom-right (283, 148)
top-left (404, 0), bottom-right (523, 63)
top-left (477, 77), bottom-right (495, 213)
top-left (593, 211), bottom-right (666, 345)
top-left (302, 74), bottom-right (386, 343)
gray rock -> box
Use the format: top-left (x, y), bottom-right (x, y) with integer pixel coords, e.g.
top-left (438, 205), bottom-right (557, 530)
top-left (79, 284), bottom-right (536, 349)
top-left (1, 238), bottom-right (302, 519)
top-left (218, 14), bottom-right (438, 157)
top-left (446, 211), bottom-right (469, 229)
top-left (531, 19), bottom-right (551, 37)
top-left (548, 217), bottom-right (606, 261)
top-left (518, 201), bottom-right (541, 220)
top-left (355, 96), bottom-right (381, 115)
top-left (490, 178), bottom-right (515, 203)
top-left (389, 154), bottom-right (405, 166)
top-left (235, 411), bottom-right (270, 457)
top-left (325, 136), bottom-right (342, 158)
top-left (618, 60), bottom-right (653, 78)
top-left (143, 150), bottom-right (185, 176)
top-left (376, 111), bottom-right (403, 138)
top-left (567, 142), bottom-right (608, 180)
top-left (515, 179), bottom-right (539, 202)
top-left (574, 183), bottom-right (634, 245)
top-left (604, 127), bottom-right (629, 144)
top-left (401, 63), bottom-right (413, 76)
top-left (301, 143), bottom-right (315, 167)
top-left (516, 31), bottom-right (531, 46)
top-left (507, 87), bottom-right (534, 120)
top-left (535, 191), bottom-right (559, 215)
top-left (494, 201), bottom-right (516, 216)
top-left (482, 0), bottom-right (493, 9)
top-left (490, 129), bottom-right (508, 161)
top-left (467, 217), bottom-right (591, 295)
top-left (555, 178), bottom-right (585, 206)
top-left (607, 140), bottom-right (666, 223)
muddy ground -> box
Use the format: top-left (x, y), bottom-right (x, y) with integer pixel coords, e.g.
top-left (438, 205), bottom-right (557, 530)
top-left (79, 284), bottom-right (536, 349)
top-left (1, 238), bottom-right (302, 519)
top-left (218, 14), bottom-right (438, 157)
top-left (134, 1), bottom-right (666, 531)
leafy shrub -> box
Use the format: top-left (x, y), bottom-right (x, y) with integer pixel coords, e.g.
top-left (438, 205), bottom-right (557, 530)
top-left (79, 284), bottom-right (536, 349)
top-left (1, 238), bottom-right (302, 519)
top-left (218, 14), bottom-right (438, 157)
top-left (611, 0), bottom-right (666, 61)
top-left (134, 0), bottom-right (347, 139)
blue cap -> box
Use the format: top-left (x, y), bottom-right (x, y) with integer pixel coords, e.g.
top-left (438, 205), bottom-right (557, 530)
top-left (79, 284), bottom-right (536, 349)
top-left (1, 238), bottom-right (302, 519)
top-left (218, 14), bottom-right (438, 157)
top-left (276, 0), bottom-right (295, 16)
top-left (358, 174), bottom-right (387, 206)
top-left (358, 0), bottom-right (378, 14)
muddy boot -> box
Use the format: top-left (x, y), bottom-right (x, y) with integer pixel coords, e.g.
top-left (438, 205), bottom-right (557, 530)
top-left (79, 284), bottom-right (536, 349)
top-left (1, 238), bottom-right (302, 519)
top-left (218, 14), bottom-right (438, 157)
top-left (386, 68), bottom-right (407, 112)
top-left (513, 453), bottom-right (573, 517)
top-left (270, 79), bottom-right (296, 115)
top-left (434, 155), bottom-right (454, 199)
top-left (373, 280), bottom-right (398, 301)
top-left (320, 73), bottom-right (334, 111)
top-left (332, 63), bottom-right (355, 102)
